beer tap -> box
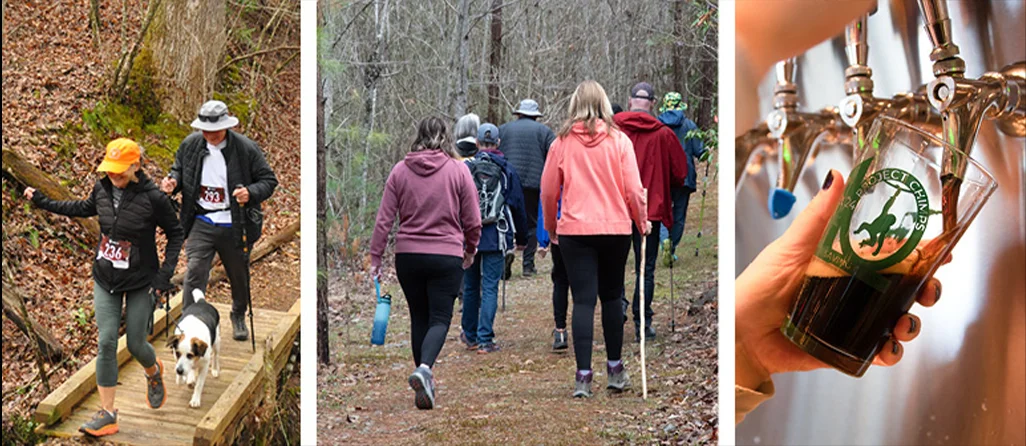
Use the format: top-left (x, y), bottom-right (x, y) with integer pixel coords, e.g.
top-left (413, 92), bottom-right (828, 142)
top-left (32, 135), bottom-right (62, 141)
top-left (838, 14), bottom-right (941, 148)
top-left (917, 0), bottom-right (1026, 181)
top-left (765, 58), bottom-right (847, 219)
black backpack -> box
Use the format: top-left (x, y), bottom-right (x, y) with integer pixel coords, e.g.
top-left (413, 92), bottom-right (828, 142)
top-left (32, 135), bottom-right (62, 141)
top-left (466, 153), bottom-right (507, 225)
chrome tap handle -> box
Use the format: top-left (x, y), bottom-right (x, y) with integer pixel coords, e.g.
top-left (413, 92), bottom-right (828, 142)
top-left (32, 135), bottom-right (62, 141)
top-left (917, 0), bottom-right (965, 76)
top-left (845, 14), bottom-right (869, 69)
top-left (776, 58), bottom-right (796, 88)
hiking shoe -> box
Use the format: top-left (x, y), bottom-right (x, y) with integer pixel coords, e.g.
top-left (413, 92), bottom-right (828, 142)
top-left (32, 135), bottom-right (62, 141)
top-left (460, 331), bottom-right (478, 350)
top-left (572, 371), bottom-right (593, 398)
top-left (79, 409), bottom-right (119, 437)
top-left (552, 329), bottom-right (568, 350)
top-left (231, 312), bottom-right (249, 341)
top-left (146, 359), bottom-right (167, 409)
top-left (607, 362), bottom-right (631, 392)
top-left (477, 342), bottom-right (501, 354)
top-left (635, 323), bottom-right (657, 342)
top-left (523, 266), bottom-right (537, 277)
top-left (408, 366), bottom-right (435, 410)
top-left (661, 238), bottom-right (674, 267)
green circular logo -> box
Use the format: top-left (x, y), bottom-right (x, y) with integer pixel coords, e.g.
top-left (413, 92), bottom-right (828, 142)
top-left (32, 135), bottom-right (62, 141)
top-left (839, 168), bottom-right (929, 271)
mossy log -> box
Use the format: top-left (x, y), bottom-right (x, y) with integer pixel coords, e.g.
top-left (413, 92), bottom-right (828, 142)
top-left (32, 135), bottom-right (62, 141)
top-left (2, 148), bottom-right (100, 244)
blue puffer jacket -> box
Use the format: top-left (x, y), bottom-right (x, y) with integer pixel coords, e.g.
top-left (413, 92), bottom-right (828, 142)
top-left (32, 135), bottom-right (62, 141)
top-left (466, 150), bottom-right (529, 253)
top-left (658, 110), bottom-right (706, 191)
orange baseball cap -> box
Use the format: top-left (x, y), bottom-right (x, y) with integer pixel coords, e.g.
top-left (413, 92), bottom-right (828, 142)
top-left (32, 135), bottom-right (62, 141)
top-left (96, 138), bottom-right (141, 173)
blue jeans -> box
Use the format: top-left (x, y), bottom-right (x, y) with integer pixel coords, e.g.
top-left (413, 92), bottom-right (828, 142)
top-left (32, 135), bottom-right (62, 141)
top-left (660, 187), bottom-right (692, 254)
top-left (462, 251), bottom-right (504, 345)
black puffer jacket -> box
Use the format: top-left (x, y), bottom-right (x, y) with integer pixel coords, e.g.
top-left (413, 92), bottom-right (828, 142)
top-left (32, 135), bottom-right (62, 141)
top-left (168, 130), bottom-right (278, 246)
top-left (31, 172), bottom-right (185, 294)
top-left (497, 117), bottom-right (556, 189)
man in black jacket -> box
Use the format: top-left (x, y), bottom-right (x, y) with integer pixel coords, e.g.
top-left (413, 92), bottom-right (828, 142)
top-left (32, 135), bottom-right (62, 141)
top-left (161, 100), bottom-right (278, 341)
top-left (498, 99), bottom-right (556, 277)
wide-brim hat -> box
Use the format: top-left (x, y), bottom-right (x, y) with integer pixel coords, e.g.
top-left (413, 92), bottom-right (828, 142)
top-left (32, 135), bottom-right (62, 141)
top-left (190, 100), bottom-right (240, 131)
top-left (96, 138), bottom-right (141, 173)
top-left (513, 99), bottom-right (543, 117)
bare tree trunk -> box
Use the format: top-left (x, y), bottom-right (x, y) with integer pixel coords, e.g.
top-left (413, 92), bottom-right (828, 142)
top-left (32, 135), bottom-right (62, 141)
top-left (486, 0), bottom-right (503, 123)
top-left (148, 0), bottom-right (227, 120)
top-left (446, 0), bottom-right (471, 118)
top-left (671, 0), bottom-right (683, 92)
top-left (357, 0), bottom-right (389, 233)
top-left (317, 5), bottom-right (330, 365)
top-left (111, 0), bottom-right (160, 99)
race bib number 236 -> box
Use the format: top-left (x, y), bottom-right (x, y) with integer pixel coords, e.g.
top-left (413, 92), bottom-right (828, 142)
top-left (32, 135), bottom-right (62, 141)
top-left (97, 235), bottom-right (132, 270)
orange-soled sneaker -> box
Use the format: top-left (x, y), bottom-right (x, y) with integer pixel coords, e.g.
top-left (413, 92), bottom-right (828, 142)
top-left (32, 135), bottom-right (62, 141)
top-left (79, 409), bottom-right (119, 437)
top-left (146, 359), bottom-right (167, 409)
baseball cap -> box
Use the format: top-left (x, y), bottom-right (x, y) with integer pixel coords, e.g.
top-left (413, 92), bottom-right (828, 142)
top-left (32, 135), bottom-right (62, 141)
top-left (96, 138), bottom-right (141, 173)
top-left (630, 82), bottom-right (655, 100)
top-left (477, 123), bottom-right (500, 145)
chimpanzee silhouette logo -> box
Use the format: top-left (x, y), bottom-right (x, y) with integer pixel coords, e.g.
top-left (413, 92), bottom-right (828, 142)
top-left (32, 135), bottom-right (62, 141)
top-left (842, 167), bottom-right (929, 268)
top-left (853, 181), bottom-right (911, 256)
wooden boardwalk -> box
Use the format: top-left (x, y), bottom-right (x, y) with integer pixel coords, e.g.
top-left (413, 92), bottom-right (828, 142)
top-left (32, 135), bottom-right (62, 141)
top-left (33, 293), bottom-right (300, 446)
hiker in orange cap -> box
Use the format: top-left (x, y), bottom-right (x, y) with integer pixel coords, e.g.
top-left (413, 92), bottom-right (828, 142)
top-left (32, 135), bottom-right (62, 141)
top-left (24, 138), bottom-right (184, 437)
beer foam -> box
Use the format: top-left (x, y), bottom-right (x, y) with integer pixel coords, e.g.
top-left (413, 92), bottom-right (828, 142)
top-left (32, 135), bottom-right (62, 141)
top-left (806, 239), bottom-right (925, 278)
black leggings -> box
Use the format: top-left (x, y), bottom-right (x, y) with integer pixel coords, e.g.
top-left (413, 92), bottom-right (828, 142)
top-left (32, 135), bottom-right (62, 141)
top-left (395, 253), bottom-right (463, 368)
top-left (551, 243), bottom-right (570, 329)
top-left (559, 234), bottom-right (631, 371)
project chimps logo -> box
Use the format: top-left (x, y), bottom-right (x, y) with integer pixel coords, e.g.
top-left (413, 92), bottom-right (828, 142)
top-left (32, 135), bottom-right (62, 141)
top-left (815, 159), bottom-right (930, 291)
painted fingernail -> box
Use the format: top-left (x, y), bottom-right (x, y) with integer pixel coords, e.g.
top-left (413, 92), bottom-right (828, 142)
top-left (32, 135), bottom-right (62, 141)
top-left (891, 340), bottom-right (901, 355)
top-left (822, 172), bottom-right (835, 190)
top-left (907, 317), bottom-right (918, 334)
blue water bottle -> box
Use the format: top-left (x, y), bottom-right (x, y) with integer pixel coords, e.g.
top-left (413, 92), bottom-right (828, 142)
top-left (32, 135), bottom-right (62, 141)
top-left (370, 278), bottom-right (391, 345)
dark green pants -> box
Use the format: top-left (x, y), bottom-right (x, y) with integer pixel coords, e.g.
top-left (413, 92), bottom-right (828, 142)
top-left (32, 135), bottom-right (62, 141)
top-left (94, 284), bottom-right (156, 387)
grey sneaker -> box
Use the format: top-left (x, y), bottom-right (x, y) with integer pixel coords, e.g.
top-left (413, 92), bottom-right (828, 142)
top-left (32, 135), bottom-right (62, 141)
top-left (607, 361), bottom-right (630, 392)
top-left (408, 366), bottom-right (435, 410)
top-left (79, 409), bottom-right (119, 437)
top-left (476, 342), bottom-right (501, 354)
top-left (146, 359), bottom-right (167, 409)
top-left (572, 371), bottom-right (593, 398)
top-left (552, 329), bottom-right (568, 350)
top-left (231, 312), bottom-right (249, 341)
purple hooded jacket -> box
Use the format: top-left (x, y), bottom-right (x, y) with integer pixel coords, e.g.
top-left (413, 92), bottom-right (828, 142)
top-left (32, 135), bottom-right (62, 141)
top-left (370, 149), bottom-right (482, 269)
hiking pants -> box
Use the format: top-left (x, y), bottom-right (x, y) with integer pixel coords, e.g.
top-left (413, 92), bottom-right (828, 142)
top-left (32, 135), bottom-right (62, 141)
top-left (522, 187), bottom-right (540, 271)
top-left (395, 253), bottom-right (463, 367)
top-left (550, 243), bottom-right (570, 330)
top-left (183, 218), bottom-right (251, 316)
top-left (462, 251), bottom-right (504, 345)
top-left (623, 221), bottom-right (660, 328)
top-left (94, 284), bottom-right (156, 387)
top-left (559, 235), bottom-right (630, 371)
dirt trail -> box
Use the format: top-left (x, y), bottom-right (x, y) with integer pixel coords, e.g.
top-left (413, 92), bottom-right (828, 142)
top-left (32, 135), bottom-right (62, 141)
top-left (320, 189), bottom-right (719, 445)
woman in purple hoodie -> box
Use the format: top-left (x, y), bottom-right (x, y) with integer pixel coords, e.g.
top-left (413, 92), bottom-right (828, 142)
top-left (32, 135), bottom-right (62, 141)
top-left (370, 116), bottom-right (482, 410)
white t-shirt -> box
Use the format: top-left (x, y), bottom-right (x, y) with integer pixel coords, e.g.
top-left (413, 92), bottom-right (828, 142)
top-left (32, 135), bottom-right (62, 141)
top-left (198, 140), bottom-right (232, 224)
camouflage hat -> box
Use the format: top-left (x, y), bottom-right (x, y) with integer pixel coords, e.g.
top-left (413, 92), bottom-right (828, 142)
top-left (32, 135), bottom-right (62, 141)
top-left (659, 91), bottom-right (687, 114)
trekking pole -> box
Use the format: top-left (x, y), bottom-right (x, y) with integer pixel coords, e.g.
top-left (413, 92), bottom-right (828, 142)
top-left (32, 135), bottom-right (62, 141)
top-left (639, 235), bottom-right (648, 400)
top-left (502, 265), bottom-right (507, 312)
top-left (694, 151), bottom-right (713, 257)
top-left (236, 184), bottom-right (256, 353)
top-left (670, 256), bottom-right (676, 333)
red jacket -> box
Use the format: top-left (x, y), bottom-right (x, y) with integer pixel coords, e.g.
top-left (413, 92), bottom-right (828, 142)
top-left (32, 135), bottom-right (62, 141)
top-left (613, 111), bottom-right (687, 229)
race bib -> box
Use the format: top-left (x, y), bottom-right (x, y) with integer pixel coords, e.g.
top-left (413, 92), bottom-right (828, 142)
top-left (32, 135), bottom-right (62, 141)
top-left (198, 185), bottom-right (228, 208)
top-left (97, 235), bottom-right (132, 270)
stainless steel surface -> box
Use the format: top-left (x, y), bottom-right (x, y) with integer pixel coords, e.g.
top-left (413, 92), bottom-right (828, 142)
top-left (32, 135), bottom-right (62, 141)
top-left (736, 1), bottom-right (1026, 445)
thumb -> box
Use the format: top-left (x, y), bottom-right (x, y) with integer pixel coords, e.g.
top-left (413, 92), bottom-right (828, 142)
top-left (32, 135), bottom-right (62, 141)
top-left (774, 170), bottom-right (846, 258)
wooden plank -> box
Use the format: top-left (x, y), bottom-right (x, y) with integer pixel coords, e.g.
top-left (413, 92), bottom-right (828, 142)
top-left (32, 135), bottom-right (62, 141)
top-left (34, 292), bottom-right (184, 425)
top-left (192, 299), bottom-right (300, 445)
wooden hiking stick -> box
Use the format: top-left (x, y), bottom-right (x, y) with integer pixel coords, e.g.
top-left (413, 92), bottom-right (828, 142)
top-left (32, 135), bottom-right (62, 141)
top-left (639, 234), bottom-right (648, 400)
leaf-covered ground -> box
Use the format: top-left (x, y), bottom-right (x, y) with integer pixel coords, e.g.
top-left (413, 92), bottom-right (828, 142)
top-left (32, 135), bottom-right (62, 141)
top-left (2, 1), bottom-right (300, 443)
top-left (320, 177), bottom-right (719, 445)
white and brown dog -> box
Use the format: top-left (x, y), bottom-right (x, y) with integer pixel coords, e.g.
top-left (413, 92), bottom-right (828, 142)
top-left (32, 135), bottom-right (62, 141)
top-left (166, 289), bottom-right (221, 408)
